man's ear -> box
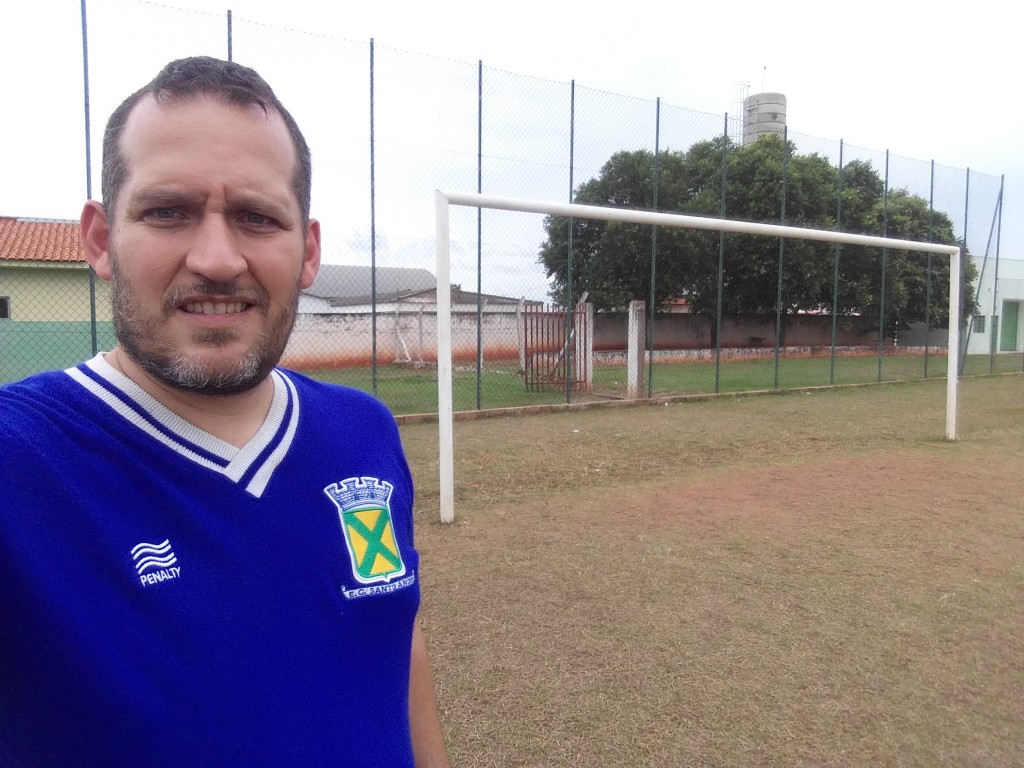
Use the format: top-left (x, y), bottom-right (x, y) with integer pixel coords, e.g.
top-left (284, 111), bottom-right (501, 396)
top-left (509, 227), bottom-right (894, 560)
top-left (81, 200), bottom-right (113, 281)
top-left (299, 218), bottom-right (322, 290)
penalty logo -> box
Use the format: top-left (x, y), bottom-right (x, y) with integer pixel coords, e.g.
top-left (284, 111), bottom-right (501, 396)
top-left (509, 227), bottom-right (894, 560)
top-left (323, 477), bottom-right (406, 585)
top-left (131, 539), bottom-right (181, 587)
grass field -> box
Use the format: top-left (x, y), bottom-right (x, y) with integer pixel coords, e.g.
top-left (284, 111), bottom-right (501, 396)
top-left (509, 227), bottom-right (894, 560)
top-left (308, 352), bottom-right (1024, 415)
top-left (399, 373), bottom-right (1024, 766)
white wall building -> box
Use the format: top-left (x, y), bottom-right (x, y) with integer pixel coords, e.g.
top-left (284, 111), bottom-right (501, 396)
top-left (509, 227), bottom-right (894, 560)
top-left (284, 264), bottom-right (536, 370)
top-left (966, 255), bottom-right (1024, 355)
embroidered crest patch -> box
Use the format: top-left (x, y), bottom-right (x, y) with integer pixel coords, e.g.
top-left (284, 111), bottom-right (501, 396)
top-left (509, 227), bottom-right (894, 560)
top-left (323, 477), bottom-right (406, 585)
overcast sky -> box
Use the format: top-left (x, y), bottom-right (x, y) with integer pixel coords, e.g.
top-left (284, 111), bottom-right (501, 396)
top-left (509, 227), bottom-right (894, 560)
top-left (2, 0), bottom-right (1018, 285)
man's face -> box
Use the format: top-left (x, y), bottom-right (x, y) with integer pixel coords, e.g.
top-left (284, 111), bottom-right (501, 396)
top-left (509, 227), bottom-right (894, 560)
top-left (92, 95), bottom-right (319, 395)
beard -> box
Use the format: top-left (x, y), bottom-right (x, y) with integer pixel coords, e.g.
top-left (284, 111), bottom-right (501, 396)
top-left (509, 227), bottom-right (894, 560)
top-left (109, 256), bottom-right (301, 396)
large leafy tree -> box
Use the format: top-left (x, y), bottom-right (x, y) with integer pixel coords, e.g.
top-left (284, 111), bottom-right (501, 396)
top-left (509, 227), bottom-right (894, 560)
top-left (538, 135), bottom-right (975, 337)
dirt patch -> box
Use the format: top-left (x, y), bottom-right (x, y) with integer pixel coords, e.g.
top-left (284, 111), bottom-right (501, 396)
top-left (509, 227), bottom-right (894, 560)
top-left (407, 376), bottom-right (1024, 768)
top-left (607, 454), bottom-right (973, 532)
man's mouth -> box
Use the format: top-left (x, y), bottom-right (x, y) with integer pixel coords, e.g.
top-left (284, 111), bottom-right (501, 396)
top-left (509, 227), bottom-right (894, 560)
top-left (182, 301), bottom-right (250, 315)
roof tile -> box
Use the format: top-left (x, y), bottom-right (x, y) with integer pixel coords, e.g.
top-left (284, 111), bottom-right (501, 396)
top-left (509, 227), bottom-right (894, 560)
top-left (0, 217), bottom-right (84, 263)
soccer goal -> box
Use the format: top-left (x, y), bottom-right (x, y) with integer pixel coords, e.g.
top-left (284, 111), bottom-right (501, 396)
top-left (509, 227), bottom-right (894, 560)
top-left (434, 191), bottom-right (963, 523)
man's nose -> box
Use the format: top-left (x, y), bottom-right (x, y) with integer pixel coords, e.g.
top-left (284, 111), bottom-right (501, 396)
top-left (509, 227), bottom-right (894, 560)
top-left (184, 216), bottom-right (247, 283)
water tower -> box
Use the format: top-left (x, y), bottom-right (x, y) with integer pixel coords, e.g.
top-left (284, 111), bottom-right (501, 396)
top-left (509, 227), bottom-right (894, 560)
top-left (742, 92), bottom-right (787, 145)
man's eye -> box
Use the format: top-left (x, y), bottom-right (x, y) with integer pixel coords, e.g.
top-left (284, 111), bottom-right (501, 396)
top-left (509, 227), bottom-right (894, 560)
top-left (242, 212), bottom-right (277, 227)
top-left (147, 208), bottom-right (181, 220)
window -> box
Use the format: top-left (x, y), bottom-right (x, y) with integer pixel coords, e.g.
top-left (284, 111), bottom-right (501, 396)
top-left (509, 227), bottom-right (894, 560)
top-left (0, 297), bottom-right (9, 319)
top-left (972, 315), bottom-right (986, 334)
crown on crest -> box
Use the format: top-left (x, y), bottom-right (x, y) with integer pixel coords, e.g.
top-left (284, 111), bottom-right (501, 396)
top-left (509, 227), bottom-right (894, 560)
top-left (323, 476), bottom-right (394, 510)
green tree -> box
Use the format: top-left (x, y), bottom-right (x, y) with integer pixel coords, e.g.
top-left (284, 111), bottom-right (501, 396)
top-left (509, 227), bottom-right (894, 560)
top-left (538, 136), bottom-right (975, 339)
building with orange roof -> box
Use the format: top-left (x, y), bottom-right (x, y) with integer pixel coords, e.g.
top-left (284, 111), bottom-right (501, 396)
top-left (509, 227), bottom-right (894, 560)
top-left (0, 216), bottom-right (113, 382)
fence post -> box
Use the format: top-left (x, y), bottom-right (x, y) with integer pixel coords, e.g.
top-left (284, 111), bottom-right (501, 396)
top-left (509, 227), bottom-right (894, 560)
top-left (369, 39), bottom-right (378, 395)
top-left (830, 139), bottom-right (844, 385)
top-left (990, 177), bottom-right (1004, 373)
top-left (476, 60), bottom-right (483, 409)
top-left (517, 299), bottom-right (526, 376)
top-left (627, 300), bottom-right (646, 399)
top-left (80, 0), bottom-right (98, 357)
top-left (565, 80), bottom-right (576, 405)
top-left (958, 168), bottom-right (971, 375)
top-left (774, 126), bottom-right (788, 389)
top-left (715, 113), bottom-right (728, 394)
top-left (648, 97), bottom-right (660, 398)
top-left (578, 301), bottom-right (594, 394)
top-left (878, 149), bottom-right (889, 382)
top-left (925, 159), bottom-right (934, 377)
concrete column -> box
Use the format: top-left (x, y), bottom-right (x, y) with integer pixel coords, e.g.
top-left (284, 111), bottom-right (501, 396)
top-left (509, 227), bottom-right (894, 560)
top-left (627, 300), bottom-right (646, 399)
top-left (574, 301), bottom-right (594, 392)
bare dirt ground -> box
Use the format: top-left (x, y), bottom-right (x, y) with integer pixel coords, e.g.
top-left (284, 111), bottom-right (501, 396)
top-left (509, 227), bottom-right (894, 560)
top-left (401, 375), bottom-right (1024, 767)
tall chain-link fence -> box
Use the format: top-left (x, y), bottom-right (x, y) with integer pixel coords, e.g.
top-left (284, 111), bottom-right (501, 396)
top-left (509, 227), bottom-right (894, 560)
top-left (1, 0), bottom-right (1018, 414)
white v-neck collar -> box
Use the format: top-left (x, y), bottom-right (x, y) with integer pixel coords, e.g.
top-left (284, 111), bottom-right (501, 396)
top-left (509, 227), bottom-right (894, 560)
top-left (66, 354), bottom-right (300, 498)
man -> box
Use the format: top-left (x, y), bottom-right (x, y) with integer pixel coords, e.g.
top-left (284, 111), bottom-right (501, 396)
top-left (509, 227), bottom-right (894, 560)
top-left (0, 56), bottom-right (449, 766)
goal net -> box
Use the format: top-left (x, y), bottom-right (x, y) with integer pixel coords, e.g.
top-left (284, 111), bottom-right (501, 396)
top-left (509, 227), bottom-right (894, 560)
top-left (434, 191), bottom-right (963, 523)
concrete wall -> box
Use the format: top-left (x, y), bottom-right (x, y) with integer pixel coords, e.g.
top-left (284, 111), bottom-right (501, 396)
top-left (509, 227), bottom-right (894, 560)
top-left (282, 305), bottom-right (902, 372)
top-left (282, 305), bottom-right (524, 370)
top-left (0, 264), bottom-right (112, 322)
top-left (593, 312), bottom-right (877, 351)
top-left (0, 264), bottom-right (115, 383)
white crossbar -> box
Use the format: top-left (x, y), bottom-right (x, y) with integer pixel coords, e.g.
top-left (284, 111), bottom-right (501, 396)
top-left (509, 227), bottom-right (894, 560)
top-left (435, 190), bottom-right (962, 522)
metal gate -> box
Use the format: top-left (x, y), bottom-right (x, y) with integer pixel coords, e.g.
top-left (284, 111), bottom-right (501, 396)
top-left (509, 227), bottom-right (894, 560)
top-left (522, 303), bottom-right (590, 392)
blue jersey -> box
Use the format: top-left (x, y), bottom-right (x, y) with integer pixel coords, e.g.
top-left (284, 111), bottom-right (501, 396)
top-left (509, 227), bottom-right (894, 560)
top-left (0, 355), bottom-right (421, 766)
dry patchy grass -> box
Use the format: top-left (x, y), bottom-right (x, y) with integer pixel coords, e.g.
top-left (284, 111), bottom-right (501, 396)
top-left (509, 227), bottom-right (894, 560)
top-left (402, 375), bottom-right (1024, 767)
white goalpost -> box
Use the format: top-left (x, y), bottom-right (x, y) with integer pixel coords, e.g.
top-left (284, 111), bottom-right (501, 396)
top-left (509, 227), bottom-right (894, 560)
top-left (434, 190), bottom-right (963, 523)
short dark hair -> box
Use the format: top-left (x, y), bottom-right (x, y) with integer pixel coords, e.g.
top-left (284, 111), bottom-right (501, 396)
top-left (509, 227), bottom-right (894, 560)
top-left (101, 56), bottom-right (312, 225)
